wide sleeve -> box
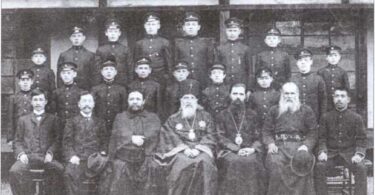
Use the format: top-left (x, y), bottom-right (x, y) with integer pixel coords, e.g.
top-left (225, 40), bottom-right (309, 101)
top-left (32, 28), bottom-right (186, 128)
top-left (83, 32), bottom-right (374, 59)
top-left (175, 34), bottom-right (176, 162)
top-left (318, 114), bottom-right (328, 153)
top-left (302, 107), bottom-right (318, 150)
top-left (157, 117), bottom-right (185, 154)
top-left (216, 113), bottom-right (240, 152)
top-left (354, 115), bottom-right (367, 156)
top-left (14, 119), bottom-right (26, 158)
top-left (198, 113), bottom-right (217, 151)
top-left (63, 119), bottom-right (76, 161)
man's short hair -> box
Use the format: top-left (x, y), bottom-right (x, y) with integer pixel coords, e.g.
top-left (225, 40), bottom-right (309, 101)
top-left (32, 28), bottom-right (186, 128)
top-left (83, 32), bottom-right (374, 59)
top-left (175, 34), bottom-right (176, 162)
top-left (255, 67), bottom-right (273, 78)
top-left (79, 90), bottom-right (94, 100)
top-left (231, 83), bottom-right (247, 92)
top-left (334, 87), bottom-right (351, 97)
top-left (31, 88), bottom-right (47, 100)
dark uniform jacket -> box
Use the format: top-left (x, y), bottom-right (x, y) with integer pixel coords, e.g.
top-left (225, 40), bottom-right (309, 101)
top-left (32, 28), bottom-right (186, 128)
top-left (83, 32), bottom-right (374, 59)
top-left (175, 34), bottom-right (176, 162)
top-left (262, 105), bottom-right (318, 150)
top-left (290, 72), bottom-right (327, 120)
top-left (63, 114), bottom-right (108, 161)
top-left (160, 109), bottom-right (216, 152)
top-left (14, 112), bottom-right (61, 159)
top-left (201, 83), bottom-right (231, 118)
top-left (91, 81), bottom-right (128, 130)
top-left (108, 110), bottom-right (161, 161)
top-left (134, 35), bottom-right (172, 76)
top-left (30, 64), bottom-right (56, 95)
top-left (128, 78), bottom-right (162, 115)
top-left (254, 48), bottom-right (290, 90)
top-left (95, 42), bottom-right (133, 86)
top-left (165, 78), bottom-right (200, 117)
top-left (214, 40), bottom-right (253, 86)
top-left (174, 37), bottom-right (215, 88)
top-left (317, 64), bottom-right (350, 111)
top-left (216, 107), bottom-right (263, 153)
top-left (57, 46), bottom-right (96, 90)
top-left (7, 90), bottom-right (33, 142)
top-left (248, 87), bottom-right (280, 125)
top-left (318, 109), bottom-right (367, 160)
top-left (51, 84), bottom-right (83, 123)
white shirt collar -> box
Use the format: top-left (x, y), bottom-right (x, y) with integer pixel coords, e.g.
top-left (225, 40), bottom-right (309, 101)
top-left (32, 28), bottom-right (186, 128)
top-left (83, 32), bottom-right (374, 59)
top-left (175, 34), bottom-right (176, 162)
top-left (33, 110), bottom-right (45, 116)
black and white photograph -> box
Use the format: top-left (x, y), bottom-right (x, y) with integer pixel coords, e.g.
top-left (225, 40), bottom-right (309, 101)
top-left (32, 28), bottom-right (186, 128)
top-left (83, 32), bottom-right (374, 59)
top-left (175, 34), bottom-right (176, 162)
top-left (0, 0), bottom-right (374, 194)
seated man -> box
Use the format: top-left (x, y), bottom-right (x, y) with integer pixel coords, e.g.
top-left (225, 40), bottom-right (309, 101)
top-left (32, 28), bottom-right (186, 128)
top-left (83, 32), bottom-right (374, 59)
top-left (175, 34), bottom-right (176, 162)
top-left (315, 87), bottom-right (367, 195)
top-left (104, 90), bottom-right (161, 195)
top-left (63, 91), bottom-right (108, 195)
top-left (9, 88), bottom-right (64, 195)
top-left (156, 85), bottom-right (218, 195)
top-left (262, 82), bottom-right (318, 195)
top-left (216, 83), bottom-right (266, 195)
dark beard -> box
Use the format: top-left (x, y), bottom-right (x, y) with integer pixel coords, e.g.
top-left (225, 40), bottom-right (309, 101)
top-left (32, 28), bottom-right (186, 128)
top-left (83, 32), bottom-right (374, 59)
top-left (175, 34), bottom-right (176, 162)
top-left (128, 105), bottom-right (143, 114)
top-left (229, 99), bottom-right (245, 113)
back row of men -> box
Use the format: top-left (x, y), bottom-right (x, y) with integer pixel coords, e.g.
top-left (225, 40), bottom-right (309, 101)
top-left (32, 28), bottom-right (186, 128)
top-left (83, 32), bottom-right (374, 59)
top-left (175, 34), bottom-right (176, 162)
top-left (8, 82), bottom-right (367, 195)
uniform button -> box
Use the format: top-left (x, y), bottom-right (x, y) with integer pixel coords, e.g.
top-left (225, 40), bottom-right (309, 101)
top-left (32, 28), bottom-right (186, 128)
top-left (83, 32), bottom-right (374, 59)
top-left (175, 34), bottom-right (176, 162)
top-left (215, 102), bottom-right (219, 105)
top-left (190, 47), bottom-right (193, 49)
top-left (190, 40), bottom-right (193, 43)
top-left (274, 71), bottom-right (278, 75)
top-left (37, 69), bottom-right (40, 72)
top-left (271, 57), bottom-right (274, 59)
top-left (66, 95), bottom-right (69, 97)
top-left (74, 58), bottom-right (78, 61)
top-left (231, 50), bottom-right (234, 53)
top-left (191, 70), bottom-right (195, 73)
top-left (263, 105), bottom-right (267, 108)
top-left (24, 102), bottom-right (27, 104)
top-left (107, 102), bottom-right (110, 105)
top-left (263, 98), bottom-right (266, 100)
top-left (150, 39), bottom-right (153, 42)
top-left (36, 75), bottom-right (40, 77)
top-left (108, 86), bottom-right (111, 89)
top-left (65, 111), bottom-right (69, 114)
top-left (107, 94), bottom-right (111, 96)
top-left (24, 94), bottom-right (27, 97)
top-left (36, 81), bottom-right (39, 83)
top-left (303, 85), bottom-right (306, 88)
top-left (149, 54), bottom-right (152, 57)
top-left (191, 62), bottom-right (195, 65)
top-left (332, 74), bottom-right (335, 77)
top-left (149, 46), bottom-right (152, 49)
top-left (111, 52), bottom-right (114, 55)
top-left (303, 93), bottom-right (306, 96)
top-left (107, 120), bottom-right (111, 122)
top-left (107, 110), bottom-right (111, 113)
top-left (231, 75), bottom-right (234, 77)
top-left (75, 50), bottom-right (79, 53)
top-left (65, 102), bottom-right (69, 105)
top-left (216, 95), bottom-right (219, 97)
top-left (112, 45), bottom-right (115, 48)
top-left (24, 109), bottom-right (27, 112)
top-left (303, 77), bottom-right (306, 79)
top-left (190, 55), bottom-right (194, 57)
top-left (331, 87), bottom-right (335, 90)
top-left (331, 81), bottom-right (334, 83)
top-left (216, 87), bottom-right (219, 90)
top-left (36, 87), bottom-right (40, 89)
top-left (271, 63), bottom-right (274, 66)
top-left (215, 110), bottom-right (219, 113)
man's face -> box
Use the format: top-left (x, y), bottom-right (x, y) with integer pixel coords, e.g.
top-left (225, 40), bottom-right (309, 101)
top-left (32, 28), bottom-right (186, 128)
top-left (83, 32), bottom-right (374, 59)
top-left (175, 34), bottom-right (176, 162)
top-left (257, 72), bottom-right (273, 88)
top-left (105, 27), bottom-right (121, 42)
top-left (209, 69), bottom-right (226, 84)
top-left (333, 90), bottom-right (350, 110)
top-left (101, 66), bottom-right (118, 80)
top-left (144, 20), bottom-right (160, 35)
top-left (31, 54), bottom-right (47, 65)
top-left (326, 51), bottom-right (341, 65)
top-left (135, 64), bottom-right (152, 79)
top-left (173, 69), bottom-right (189, 82)
top-left (60, 69), bottom-right (77, 84)
top-left (282, 85), bottom-right (299, 103)
top-left (128, 91), bottom-right (145, 111)
top-left (182, 21), bottom-right (201, 37)
top-left (78, 94), bottom-right (95, 114)
top-left (264, 35), bottom-right (281, 48)
top-left (296, 57), bottom-right (313, 74)
top-left (230, 86), bottom-right (246, 104)
top-left (70, 33), bottom-right (86, 46)
top-left (31, 94), bottom-right (47, 112)
top-left (181, 94), bottom-right (198, 109)
top-left (18, 78), bottom-right (34, 91)
top-left (226, 27), bottom-right (242, 41)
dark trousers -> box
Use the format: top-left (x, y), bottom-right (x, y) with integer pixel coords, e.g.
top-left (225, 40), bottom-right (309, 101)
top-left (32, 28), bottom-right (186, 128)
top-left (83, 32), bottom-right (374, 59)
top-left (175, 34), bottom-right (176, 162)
top-left (314, 155), bottom-right (367, 195)
top-left (9, 159), bottom-right (64, 195)
top-left (64, 160), bottom-right (98, 195)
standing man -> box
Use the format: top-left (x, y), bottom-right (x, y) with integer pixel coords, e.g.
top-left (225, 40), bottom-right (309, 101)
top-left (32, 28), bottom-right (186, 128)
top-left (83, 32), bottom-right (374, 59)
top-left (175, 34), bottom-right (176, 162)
top-left (63, 91), bottom-right (108, 195)
top-left (290, 49), bottom-right (327, 120)
top-left (156, 86), bottom-right (218, 195)
top-left (216, 83), bottom-right (266, 195)
top-left (253, 27), bottom-right (290, 90)
top-left (95, 18), bottom-right (133, 86)
top-left (9, 88), bottom-right (64, 195)
top-left (315, 87), bottom-right (367, 195)
top-left (214, 17), bottom-right (252, 86)
top-left (262, 82), bottom-right (318, 195)
top-left (134, 12), bottom-right (172, 88)
top-left (174, 12), bottom-right (215, 88)
top-left (104, 90), bottom-right (161, 195)
top-left (7, 69), bottom-right (34, 144)
top-left (57, 26), bottom-right (96, 90)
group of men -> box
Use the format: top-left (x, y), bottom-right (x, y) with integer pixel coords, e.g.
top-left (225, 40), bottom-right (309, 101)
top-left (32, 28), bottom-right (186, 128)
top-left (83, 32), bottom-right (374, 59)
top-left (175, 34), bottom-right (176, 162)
top-left (7, 11), bottom-right (368, 195)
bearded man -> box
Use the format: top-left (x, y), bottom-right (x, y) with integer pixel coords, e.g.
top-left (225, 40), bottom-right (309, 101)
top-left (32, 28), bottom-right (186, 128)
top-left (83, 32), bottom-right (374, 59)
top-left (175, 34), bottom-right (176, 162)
top-left (262, 82), bottom-right (318, 195)
top-left (156, 85), bottom-right (218, 195)
top-left (103, 90), bottom-right (161, 195)
top-left (216, 83), bottom-right (266, 195)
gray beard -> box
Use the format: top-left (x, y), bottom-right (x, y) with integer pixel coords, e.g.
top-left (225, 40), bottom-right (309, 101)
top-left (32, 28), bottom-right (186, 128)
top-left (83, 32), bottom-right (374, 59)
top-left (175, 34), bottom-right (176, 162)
top-left (278, 98), bottom-right (301, 118)
top-left (181, 106), bottom-right (197, 119)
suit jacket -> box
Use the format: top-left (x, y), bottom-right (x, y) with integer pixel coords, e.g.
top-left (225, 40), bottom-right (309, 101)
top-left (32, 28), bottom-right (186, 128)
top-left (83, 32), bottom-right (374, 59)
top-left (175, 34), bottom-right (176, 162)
top-left (63, 114), bottom-right (108, 161)
top-left (57, 46), bottom-right (96, 90)
top-left (14, 113), bottom-right (61, 159)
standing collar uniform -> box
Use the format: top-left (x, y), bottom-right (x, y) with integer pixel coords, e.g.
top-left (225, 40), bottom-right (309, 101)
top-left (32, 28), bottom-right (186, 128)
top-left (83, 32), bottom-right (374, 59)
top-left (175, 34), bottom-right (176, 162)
top-left (174, 36), bottom-right (215, 88)
top-left (57, 45), bottom-right (96, 90)
top-left (7, 90), bottom-right (33, 142)
top-left (254, 47), bottom-right (291, 90)
top-left (317, 64), bottom-right (350, 111)
top-left (91, 80), bottom-right (128, 130)
top-left (248, 87), bottom-right (280, 125)
top-left (202, 82), bottom-right (231, 118)
top-left (214, 39), bottom-right (253, 86)
top-left (95, 41), bottom-right (133, 86)
top-left (30, 64), bottom-right (56, 95)
top-left (50, 83), bottom-right (83, 122)
top-left (290, 71), bottom-right (327, 121)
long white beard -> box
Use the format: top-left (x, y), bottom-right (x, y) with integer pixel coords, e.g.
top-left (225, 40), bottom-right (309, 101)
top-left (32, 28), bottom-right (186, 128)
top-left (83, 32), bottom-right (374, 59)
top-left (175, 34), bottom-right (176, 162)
top-left (278, 97), bottom-right (301, 118)
top-left (181, 106), bottom-right (197, 119)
